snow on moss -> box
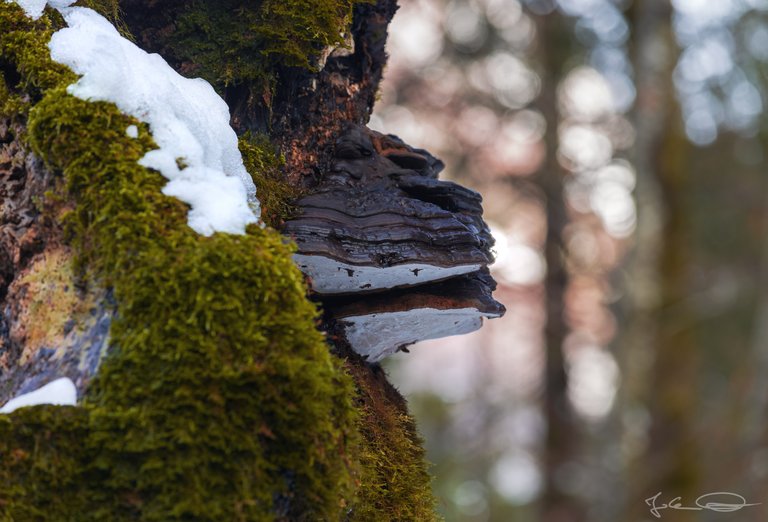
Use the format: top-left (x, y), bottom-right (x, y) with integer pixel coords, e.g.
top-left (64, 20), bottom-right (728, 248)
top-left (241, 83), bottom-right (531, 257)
top-left (6, 0), bottom-right (54, 19)
top-left (0, 378), bottom-right (77, 413)
top-left (8, 0), bottom-right (260, 235)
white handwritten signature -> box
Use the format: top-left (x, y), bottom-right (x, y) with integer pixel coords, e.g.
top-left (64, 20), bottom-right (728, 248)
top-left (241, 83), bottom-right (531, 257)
top-left (645, 492), bottom-right (761, 519)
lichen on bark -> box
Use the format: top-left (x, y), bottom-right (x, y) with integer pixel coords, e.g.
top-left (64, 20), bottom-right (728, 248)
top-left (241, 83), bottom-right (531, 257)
top-left (0, 2), bottom-right (439, 520)
top-left (12, 247), bottom-right (96, 362)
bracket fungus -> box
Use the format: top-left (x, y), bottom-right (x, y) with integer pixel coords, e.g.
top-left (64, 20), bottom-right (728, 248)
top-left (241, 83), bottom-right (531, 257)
top-left (283, 125), bottom-right (505, 361)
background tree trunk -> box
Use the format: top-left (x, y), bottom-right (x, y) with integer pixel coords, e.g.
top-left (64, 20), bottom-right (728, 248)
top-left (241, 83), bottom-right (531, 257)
top-left (534, 9), bottom-right (588, 522)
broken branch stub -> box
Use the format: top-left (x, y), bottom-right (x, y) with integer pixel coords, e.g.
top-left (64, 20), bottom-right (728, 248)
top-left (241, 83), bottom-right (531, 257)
top-left (283, 124), bottom-right (505, 361)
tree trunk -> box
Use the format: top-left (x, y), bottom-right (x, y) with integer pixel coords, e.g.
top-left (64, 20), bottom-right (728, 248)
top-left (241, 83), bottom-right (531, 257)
top-left (627, 2), bottom-right (700, 518)
top-left (0, 1), bottom-right (500, 519)
top-left (534, 9), bottom-right (587, 522)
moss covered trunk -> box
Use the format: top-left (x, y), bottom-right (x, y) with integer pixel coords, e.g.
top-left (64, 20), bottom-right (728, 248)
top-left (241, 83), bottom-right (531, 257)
top-left (0, 1), bottom-right (439, 520)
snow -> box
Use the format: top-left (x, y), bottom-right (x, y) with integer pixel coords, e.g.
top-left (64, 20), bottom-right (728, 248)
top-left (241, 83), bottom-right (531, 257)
top-left (6, 0), bottom-right (67, 19)
top-left (0, 377), bottom-right (78, 414)
top-left (8, 0), bottom-right (261, 235)
top-left (126, 125), bottom-right (138, 139)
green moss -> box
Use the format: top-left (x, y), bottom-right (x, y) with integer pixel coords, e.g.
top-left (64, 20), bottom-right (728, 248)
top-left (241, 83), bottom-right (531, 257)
top-left (168, 0), bottom-right (365, 91)
top-left (346, 364), bottom-right (439, 521)
top-left (0, 5), bottom-right (73, 96)
top-left (0, 407), bottom-right (91, 520)
top-left (0, 74), bottom-right (25, 117)
top-left (0, 2), bottom-right (438, 520)
top-left (255, 0), bottom-right (359, 68)
top-left (355, 411), bottom-right (438, 520)
top-left (239, 133), bottom-right (301, 228)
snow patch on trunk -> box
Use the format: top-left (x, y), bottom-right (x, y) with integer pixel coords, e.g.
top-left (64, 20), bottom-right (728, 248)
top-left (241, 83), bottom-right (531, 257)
top-left (0, 377), bottom-right (77, 413)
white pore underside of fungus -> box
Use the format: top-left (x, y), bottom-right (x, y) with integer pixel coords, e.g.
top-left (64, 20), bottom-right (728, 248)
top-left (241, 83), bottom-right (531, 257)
top-left (293, 254), bottom-right (483, 294)
top-left (9, 0), bottom-right (261, 236)
top-left (343, 308), bottom-right (496, 362)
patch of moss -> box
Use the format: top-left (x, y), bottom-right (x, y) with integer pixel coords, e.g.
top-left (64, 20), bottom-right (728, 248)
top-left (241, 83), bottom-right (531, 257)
top-left (0, 5), bottom-right (73, 98)
top-left (0, 2), bottom-right (439, 520)
top-left (346, 362), bottom-right (439, 521)
top-left (168, 0), bottom-right (365, 91)
top-left (255, 0), bottom-right (359, 68)
top-left (239, 132), bottom-right (300, 228)
top-left (0, 74), bottom-right (20, 116)
top-left (0, 406), bottom-right (91, 519)
top-left (355, 411), bottom-right (438, 520)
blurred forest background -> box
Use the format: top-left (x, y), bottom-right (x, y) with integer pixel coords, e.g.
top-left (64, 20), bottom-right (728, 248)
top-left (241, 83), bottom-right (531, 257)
top-left (373, 0), bottom-right (768, 520)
